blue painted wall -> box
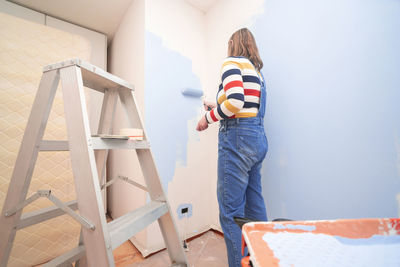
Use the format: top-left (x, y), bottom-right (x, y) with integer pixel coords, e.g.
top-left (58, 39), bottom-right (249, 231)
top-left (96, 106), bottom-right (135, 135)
top-left (254, 0), bottom-right (400, 220)
top-left (145, 31), bottom-right (201, 191)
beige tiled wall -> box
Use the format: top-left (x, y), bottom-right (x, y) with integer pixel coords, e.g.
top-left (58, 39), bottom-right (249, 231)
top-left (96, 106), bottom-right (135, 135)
top-left (0, 12), bottom-right (91, 266)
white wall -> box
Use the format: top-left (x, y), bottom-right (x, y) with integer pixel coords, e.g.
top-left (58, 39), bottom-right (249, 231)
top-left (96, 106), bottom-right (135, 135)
top-left (145, 0), bottom-right (207, 90)
top-left (144, 0), bottom-right (215, 253)
top-left (108, 0), bottom-right (268, 256)
top-left (45, 16), bottom-right (107, 134)
top-left (107, 0), bottom-right (150, 255)
top-left (108, 0), bottom-right (145, 113)
top-left (108, 0), bottom-right (218, 255)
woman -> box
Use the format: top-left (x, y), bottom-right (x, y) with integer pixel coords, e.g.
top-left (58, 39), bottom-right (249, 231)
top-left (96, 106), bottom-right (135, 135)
top-left (196, 28), bottom-right (268, 267)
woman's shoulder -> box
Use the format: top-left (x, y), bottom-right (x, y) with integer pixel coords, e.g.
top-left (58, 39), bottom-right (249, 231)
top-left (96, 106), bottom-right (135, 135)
top-left (222, 57), bottom-right (255, 72)
top-left (222, 56), bottom-right (252, 69)
top-left (223, 56), bottom-right (250, 63)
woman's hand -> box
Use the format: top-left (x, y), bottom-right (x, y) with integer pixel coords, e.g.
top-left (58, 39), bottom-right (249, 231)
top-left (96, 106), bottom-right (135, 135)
top-left (203, 101), bottom-right (216, 111)
top-left (196, 116), bottom-right (209, 131)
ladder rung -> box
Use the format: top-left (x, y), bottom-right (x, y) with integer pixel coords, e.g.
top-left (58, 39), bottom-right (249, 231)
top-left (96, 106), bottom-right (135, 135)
top-left (108, 201), bottom-right (168, 249)
top-left (40, 140), bottom-right (69, 151)
top-left (41, 245), bottom-right (85, 267)
top-left (17, 200), bottom-right (78, 230)
top-left (40, 139), bottom-right (150, 151)
top-left (91, 137), bottom-right (150, 150)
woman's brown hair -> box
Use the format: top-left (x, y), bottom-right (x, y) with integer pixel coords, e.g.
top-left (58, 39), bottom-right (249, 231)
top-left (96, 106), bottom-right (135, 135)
top-left (228, 28), bottom-right (263, 71)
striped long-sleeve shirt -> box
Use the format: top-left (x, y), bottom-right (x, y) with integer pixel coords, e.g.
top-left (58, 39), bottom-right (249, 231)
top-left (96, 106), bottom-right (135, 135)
top-left (205, 56), bottom-right (262, 124)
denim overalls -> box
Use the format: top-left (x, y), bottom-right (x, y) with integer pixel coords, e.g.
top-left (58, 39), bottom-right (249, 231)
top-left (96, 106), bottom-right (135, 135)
top-left (217, 72), bottom-right (268, 267)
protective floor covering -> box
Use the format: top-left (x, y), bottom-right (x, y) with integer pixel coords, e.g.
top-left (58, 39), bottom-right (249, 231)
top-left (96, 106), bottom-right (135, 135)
top-left (116, 230), bottom-right (228, 267)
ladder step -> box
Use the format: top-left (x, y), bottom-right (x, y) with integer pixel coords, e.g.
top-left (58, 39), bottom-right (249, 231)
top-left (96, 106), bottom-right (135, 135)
top-left (40, 140), bottom-right (69, 151)
top-left (41, 245), bottom-right (85, 267)
top-left (91, 137), bottom-right (150, 150)
top-left (108, 201), bottom-right (168, 249)
top-left (43, 59), bottom-right (134, 93)
top-left (39, 138), bottom-right (150, 151)
top-left (17, 200), bottom-right (78, 230)
top-left (0, 59), bottom-right (188, 267)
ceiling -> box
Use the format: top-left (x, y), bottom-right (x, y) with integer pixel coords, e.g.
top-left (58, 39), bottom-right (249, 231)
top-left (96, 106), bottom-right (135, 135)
top-left (9, 0), bottom-right (134, 41)
top-left (185, 0), bottom-right (219, 13)
top-left (9, 0), bottom-right (219, 42)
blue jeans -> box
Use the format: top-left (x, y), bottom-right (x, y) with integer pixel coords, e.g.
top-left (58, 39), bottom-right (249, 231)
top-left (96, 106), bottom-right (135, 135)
top-left (217, 117), bottom-right (268, 267)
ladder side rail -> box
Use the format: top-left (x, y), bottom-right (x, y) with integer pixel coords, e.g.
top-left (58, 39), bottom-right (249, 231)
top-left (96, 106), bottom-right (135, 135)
top-left (78, 87), bottom-right (119, 267)
top-left (136, 150), bottom-right (188, 265)
top-left (118, 88), bottom-right (146, 137)
top-left (41, 245), bottom-right (85, 267)
top-left (118, 89), bottom-right (165, 199)
top-left (95, 88), bottom-right (119, 213)
top-left (0, 70), bottom-right (60, 267)
top-left (40, 140), bottom-right (69, 151)
top-left (118, 89), bottom-right (188, 265)
top-left (60, 66), bottom-right (114, 267)
top-left (75, 230), bottom-right (88, 267)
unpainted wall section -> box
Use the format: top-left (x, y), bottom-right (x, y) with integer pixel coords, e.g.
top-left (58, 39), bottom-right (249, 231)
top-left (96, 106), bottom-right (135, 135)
top-left (108, 0), bottom-right (219, 255)
top-left (144, 0), bottom-right (216, 253)
top-left (107, 0), bottom-right (149, 254)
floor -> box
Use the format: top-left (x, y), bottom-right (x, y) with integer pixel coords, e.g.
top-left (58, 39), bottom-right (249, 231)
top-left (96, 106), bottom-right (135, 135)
top-left (34, 229), bottom-right (227, 266)
top-left (114, 230), bottom-right (228, 267)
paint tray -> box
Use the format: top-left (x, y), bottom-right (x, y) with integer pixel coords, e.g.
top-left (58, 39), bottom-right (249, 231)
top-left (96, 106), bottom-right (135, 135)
top-left (242, 218), bottom-right (400, 267)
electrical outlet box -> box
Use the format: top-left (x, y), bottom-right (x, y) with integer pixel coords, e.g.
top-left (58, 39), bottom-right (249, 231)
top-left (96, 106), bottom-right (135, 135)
top-left (177, 203), bottom-right (192, 219)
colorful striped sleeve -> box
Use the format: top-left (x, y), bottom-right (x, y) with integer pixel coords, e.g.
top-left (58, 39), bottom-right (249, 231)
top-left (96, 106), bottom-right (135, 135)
top-left (206, 59), bottom-right (245, 124)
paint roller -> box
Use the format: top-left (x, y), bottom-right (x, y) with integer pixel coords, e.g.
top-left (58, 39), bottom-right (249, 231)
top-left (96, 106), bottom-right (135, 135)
top-left (181, 88), bottom-right (213, 111)
top-left (181, 87), bottom-right (204, 98)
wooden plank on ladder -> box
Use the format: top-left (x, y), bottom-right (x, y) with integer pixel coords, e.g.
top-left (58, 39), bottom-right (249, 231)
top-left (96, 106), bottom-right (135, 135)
top-left (0, 70), bottom-right (60, 267)
top-left (60, 65), bottom-right (114, 267)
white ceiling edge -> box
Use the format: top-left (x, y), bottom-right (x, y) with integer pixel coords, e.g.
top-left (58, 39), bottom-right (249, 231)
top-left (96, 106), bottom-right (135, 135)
top-left (8, 0), bottom-right (134, 42)
top-left (185, 0), bottom-right (219, 13)
top-left (6, 0), bottom-right (220, 42)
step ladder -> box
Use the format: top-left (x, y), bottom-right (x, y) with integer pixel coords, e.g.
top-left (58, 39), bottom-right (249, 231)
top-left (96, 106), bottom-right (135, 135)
top-left (0, 59), bottom-right (188, 267)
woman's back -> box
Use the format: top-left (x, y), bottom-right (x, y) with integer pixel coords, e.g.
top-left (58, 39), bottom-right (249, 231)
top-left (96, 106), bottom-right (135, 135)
top-left (206, 56), bottom-right (263, 123)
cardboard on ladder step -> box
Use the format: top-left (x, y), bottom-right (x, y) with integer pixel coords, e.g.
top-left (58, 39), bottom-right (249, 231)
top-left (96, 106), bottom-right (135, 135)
top-left (0, 59), bottom-right (188, 267)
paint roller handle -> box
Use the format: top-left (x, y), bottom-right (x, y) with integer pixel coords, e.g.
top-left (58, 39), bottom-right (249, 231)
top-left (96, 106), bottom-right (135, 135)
top-left (203, 100), bottom-right (216, 111)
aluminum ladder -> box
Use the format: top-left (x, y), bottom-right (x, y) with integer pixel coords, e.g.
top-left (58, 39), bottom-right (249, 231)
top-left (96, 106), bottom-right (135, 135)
top-left (0, 59), bottom-right (188, 267)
